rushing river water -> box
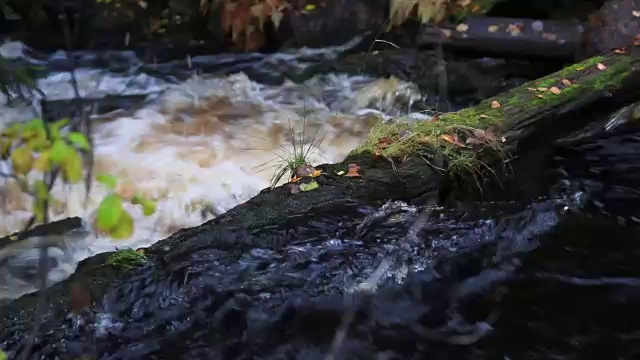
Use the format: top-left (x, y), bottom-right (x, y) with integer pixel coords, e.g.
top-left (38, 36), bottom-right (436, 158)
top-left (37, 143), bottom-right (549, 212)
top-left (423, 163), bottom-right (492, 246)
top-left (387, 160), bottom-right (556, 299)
top-left (0, 41), bottom-right (425, 299)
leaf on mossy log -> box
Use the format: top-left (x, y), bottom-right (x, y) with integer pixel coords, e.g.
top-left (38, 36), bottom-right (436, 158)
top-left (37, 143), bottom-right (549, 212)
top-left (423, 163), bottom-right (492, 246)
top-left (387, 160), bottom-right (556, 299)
top-left (299, 180), bottom-right (320, 192)
top-left (11, 146), bottom-right (33, 175)
top-left (109, 210), bottom-right (135, 239)
top-left (97, 194), bottom-right (124, 232)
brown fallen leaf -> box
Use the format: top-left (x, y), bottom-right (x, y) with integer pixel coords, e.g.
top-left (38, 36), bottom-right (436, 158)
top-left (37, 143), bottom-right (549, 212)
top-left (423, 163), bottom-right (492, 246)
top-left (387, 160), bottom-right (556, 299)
top-left (614, 48), bottom-right (627, 54)
top-left (536, 94), bottom-right (546, 99)
top-left (491, 100), bottom-right (501, 108)
top-left (458, 0), bottom-right (471, 6)
top-left (376, 136), bottom-right (393, 150)
top-left (549, 86), bottom-right (561, 95)
top-left (527, 87), bottom-right (536, 91)
top-left (346, 163), bottom-right (361, 177)
top-left (634, 35), bottom-right (640, 46)
top-left (561, 78), bottom-right (572, 86)
top-left (439, 134), bottom-right (467, 148)
top-left (596, 63), bottom-right (607, 70)
top-left (479, 114), bottom-right (489, 118)
top-left (537, 87), bottom-right (548, 92)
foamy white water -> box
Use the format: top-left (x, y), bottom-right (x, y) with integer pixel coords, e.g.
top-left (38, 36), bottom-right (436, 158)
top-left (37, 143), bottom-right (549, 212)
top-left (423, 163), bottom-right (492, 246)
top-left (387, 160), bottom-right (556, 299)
top-left (0, 41), bottom-right (424, 298)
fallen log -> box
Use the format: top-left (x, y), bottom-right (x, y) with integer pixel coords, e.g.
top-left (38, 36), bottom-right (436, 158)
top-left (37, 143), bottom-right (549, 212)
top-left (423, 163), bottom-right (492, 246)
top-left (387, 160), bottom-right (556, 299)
top-left (417, 16), bottom-right (588, 60)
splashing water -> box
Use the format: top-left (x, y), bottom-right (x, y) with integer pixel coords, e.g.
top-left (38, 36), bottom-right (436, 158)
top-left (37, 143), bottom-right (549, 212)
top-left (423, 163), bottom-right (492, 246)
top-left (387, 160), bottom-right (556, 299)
top-left (0, 42), bottom-right (425, 298)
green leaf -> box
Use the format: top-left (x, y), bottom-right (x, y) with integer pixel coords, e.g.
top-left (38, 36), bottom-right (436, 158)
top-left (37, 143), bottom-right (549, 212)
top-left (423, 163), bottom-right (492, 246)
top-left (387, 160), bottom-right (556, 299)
top-left (97, 174), bottom-right (118, 190)
top-left (109, 210), bottom-right (134, 239)
top-left (68, 132), bottom-right (91, 150)
top-left (131, 195), bottom-right (156, 216)
top-left (0, 349), bottom-right (7, 360)
top-left (62, 149), bottom-right (83, 183)
top-left (33, 150), bottom-right (52, 171)
top-left (48, 118), bottom-right (69, 139)
top-left (50, 139), bottom-right (72, 165)
top-left (299, 180), bottom-right (320, 192)
top-left (140, 198), bottom-right (156, 216)
top-left (11, 146), bottom-right (33, 175)
top-left (97, 194), bottom-right (123, 231)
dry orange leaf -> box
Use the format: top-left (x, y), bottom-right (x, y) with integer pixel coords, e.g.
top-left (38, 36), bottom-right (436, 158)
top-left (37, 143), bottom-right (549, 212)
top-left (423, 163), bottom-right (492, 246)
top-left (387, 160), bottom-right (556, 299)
top-left (491, 100), bottom-right (501, 108)
top-left (549, 86), bottom-right (561, 95)
top-left (439, 134), bottom-right (466, 148)
top-left (346, 163), bottom-right (361, 177)
top-left (290, 175), bottom-right (302, 183)
top-left (596, 63), bottom-right (607, 70)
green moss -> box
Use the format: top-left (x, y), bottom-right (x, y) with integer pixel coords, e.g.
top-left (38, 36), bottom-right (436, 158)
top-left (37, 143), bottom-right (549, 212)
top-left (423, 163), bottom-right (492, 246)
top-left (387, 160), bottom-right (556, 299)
top-left (106, 249), bottom-right (147, 270)
top-left (351, 53), bottom-right (634, 176)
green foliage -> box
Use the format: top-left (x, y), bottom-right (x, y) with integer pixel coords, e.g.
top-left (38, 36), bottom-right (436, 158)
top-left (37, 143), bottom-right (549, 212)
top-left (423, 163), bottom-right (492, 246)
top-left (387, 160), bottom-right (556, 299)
top-left (0, 118), bottom-right (157, 241)
top-left (94, 175), bottom-right (157, 239)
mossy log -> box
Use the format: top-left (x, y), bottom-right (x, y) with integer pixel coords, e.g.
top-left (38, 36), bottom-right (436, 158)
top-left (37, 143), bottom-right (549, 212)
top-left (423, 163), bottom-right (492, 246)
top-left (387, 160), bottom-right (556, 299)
top-left (352, 48), bottom-right (640, 176)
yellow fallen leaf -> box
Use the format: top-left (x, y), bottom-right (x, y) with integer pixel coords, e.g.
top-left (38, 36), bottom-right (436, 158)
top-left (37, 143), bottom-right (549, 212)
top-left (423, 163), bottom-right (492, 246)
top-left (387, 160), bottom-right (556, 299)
top-left (491, 100), bottom-right (501, 108)
top-left (549, 86), bottom-right (561, 95)
top-left (304, 4), bottom-right (316, 11)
